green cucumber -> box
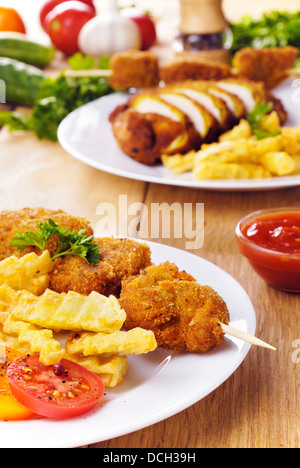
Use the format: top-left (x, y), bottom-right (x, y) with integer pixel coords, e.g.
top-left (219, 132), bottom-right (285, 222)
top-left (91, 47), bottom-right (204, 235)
top-left (0, 57), bottom-right (46, 107)
top-left (0, 32), bottom-right (55, 67)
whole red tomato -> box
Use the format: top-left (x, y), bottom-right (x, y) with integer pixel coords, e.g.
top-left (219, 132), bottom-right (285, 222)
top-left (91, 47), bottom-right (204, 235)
top-left (40, 0), bottom-right (95, 32)
top-left (121, 7), bottom-right (157, 50)
top-left (45, 1), bottom-right (95, 55)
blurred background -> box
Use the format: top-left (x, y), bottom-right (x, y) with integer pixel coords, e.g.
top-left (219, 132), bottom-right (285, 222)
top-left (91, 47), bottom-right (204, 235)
top-left (1, 0), bottom-right (300, 44)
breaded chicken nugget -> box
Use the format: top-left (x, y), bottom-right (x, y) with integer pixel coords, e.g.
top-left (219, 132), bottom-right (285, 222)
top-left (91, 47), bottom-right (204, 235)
top-left (0, 207), bottom-right (93, 261)
top-left (160, 57), bottom-right (233, 84)
top-left (49, 237), bottom-right (152, 297)
top-left (233, 46), bottom-right (299, 89)
top-left (119, 262), bottom-right (230, 353)
top-left (0, 208), bottom-right (151, 298)
top-left (109, 50), bottom-right (160, 90)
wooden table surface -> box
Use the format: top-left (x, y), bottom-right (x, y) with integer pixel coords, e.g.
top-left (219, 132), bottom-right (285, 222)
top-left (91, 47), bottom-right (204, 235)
top-left (0, 0), bottom-right (299, 449)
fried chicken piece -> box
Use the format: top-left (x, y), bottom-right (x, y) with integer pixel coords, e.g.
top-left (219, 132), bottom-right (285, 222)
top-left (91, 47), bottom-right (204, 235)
top-left (109, 105), bottom-right (201, 165)
top-left (0, 207), bottom-right (93, 261)
top-left (49, 237), bottom-right (152, 297)
top-left (160, 57), bottom-right (233, 84)
top-left (0, 208), bottom-right (152, 298)
top-left (233, 46), bottom-right (299, 89)
top-left (110, 106), bottom-right (189, 164)
top-left (119, 262), bottom-right (230, 353)
top-left (109, 50), bottom-right (160, 90)
top-left (49, 255), bottom-right (116, 296)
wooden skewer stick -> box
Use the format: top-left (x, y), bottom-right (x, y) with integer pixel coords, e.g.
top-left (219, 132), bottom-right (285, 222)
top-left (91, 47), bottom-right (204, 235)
top-left (218, 322), bottom-right (277, 351)
top-left (287, 68), bottom-right (300, 77)
top-left (62, 69), bottom-right (112, 78)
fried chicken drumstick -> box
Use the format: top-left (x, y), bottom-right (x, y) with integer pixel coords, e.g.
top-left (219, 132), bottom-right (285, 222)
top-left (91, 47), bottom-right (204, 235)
top-left (119, 262), bottom-right (230, 353)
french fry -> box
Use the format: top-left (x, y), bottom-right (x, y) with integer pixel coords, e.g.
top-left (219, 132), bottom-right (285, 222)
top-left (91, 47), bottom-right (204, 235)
top-left (161, 151), bottom-right (196, 174)
top-left (0, 251), bottom-right (52, 295)
top-left (65, 328), bottom-right (157, 357)
top-left (260, 151), bottom-right (296, 176)
top-left (0, 313), bottom-right (65, 365)
top-left (66, 354), bottom-right (128, 388)
top-left (193, 161), bottom-right (271, 180)
top-left (162, 117), bottom-right (300, 180)
top-left (0, 328), bottom-right (31, 354)
top-left (11, 288), bottom-right (126, 333)
top-left (219, 119), bottom-right (253, 142)
top-left (0, 284), bottom-right (20, 313)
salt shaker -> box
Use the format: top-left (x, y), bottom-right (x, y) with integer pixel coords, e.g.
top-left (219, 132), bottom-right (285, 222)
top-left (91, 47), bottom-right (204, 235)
top-left (174, 0), bottom-right (232, 62)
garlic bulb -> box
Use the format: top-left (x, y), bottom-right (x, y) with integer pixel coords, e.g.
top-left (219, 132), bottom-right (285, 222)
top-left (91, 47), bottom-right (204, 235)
top-left (78, 0), bottom-right (141, 56)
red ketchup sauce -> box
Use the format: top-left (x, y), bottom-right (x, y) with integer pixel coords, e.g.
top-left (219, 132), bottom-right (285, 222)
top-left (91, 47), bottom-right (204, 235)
top-left (237, 210), bottom-right (300, 292)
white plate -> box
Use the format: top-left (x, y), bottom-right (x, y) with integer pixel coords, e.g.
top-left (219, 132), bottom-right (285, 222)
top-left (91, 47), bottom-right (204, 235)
top-left (0, 241), bottom-right (256, 448)
top-left (58, 80), bottom-right (300, 191)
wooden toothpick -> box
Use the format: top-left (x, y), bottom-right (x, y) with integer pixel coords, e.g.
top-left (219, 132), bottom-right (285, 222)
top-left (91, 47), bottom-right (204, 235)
top-left (218, 322), bottom-right (277, 351)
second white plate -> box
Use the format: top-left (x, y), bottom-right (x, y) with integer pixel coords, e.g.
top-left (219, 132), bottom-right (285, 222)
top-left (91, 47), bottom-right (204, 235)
top-left (58, 80), bottom-right (300, 191)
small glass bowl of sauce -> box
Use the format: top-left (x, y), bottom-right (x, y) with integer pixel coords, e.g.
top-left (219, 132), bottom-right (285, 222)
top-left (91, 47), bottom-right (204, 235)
top-left (236, 207), bottom-right (300, 292)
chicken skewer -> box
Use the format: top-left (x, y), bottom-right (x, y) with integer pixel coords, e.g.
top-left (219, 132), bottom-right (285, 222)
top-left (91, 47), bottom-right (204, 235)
top-left (119, 262), bottom-right (277, 354)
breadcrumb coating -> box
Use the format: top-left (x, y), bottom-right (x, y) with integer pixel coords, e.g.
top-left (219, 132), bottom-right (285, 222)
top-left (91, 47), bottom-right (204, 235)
top-left (119, 262), bottom-right (230, 353)
top-left (0, 207), bottom-right (93, 261)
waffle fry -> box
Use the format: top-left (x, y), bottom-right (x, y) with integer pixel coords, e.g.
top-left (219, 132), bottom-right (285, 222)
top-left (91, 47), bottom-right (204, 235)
top-left (66, 354), bottom-right (128, 388)
top-left (193, 161), bottom-right (271, 179)
top-left (11, 289), bottom-right (126, 333)
top-left (0, 284), bottom-right (20, 313)
top-left (0, 251), bottom-right (52, 295)
top-left (161, 151), bottom-right (196, 174)
top-left (0, 328), bottom-right (31, 354)
top-left (66, 328), bottom-right (157, 356)
top-left (0, 312), bottom-right (65, 366)
top-left (162, 121), bottom-right (300, 180)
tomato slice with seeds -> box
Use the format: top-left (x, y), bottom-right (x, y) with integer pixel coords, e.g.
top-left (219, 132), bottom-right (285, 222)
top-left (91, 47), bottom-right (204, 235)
top-left (7, 355), bottom-right (105, 419)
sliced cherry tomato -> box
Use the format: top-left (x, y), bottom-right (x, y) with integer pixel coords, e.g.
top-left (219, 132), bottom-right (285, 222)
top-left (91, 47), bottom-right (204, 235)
top-left (45, 1), bottom-right (96, 55)
top-left (7, 355), bottom-right (105, 419)
top-left (0, 347), bottom-right (34, 421)
top-left (40, 0), bottom-right (96, 33)
top-left (121, 7), bottom-right (157, 50)
top-left (0, 7), bottom-right (26, 33)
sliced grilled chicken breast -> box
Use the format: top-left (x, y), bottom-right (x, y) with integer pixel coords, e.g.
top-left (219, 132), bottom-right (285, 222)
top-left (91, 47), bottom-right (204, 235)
top-left (202, 83), bottom-right (246, 120)
top-left (167, 82), bottom-right (233, 130)
top-left (129, 92), bottom-right (202, 153)
top-left (157, 90), bottom-right (219, 142)
top-left (215, 79), bottom-right (267, 113)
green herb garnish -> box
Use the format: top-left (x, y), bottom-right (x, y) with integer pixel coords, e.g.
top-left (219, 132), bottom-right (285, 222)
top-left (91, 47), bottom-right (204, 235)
top-left (67, 52), bottom-right (110, 71)
top-left (230, 11), bottom-right (300, 53)
top-left (247, 102), bottom-right (282, 140)
top-left (10, 219), bottom-right (100, 265)
top-left (0, 53), bottom-right (113, 142)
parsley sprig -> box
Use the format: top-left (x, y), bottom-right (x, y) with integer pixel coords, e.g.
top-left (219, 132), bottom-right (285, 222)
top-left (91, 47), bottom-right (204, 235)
top-left (0, 53), bottom-right (113, 142)
top-left (247, 102), bottom-right (282, 140)
top-left (10, 219), bottom-right (100, 265)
